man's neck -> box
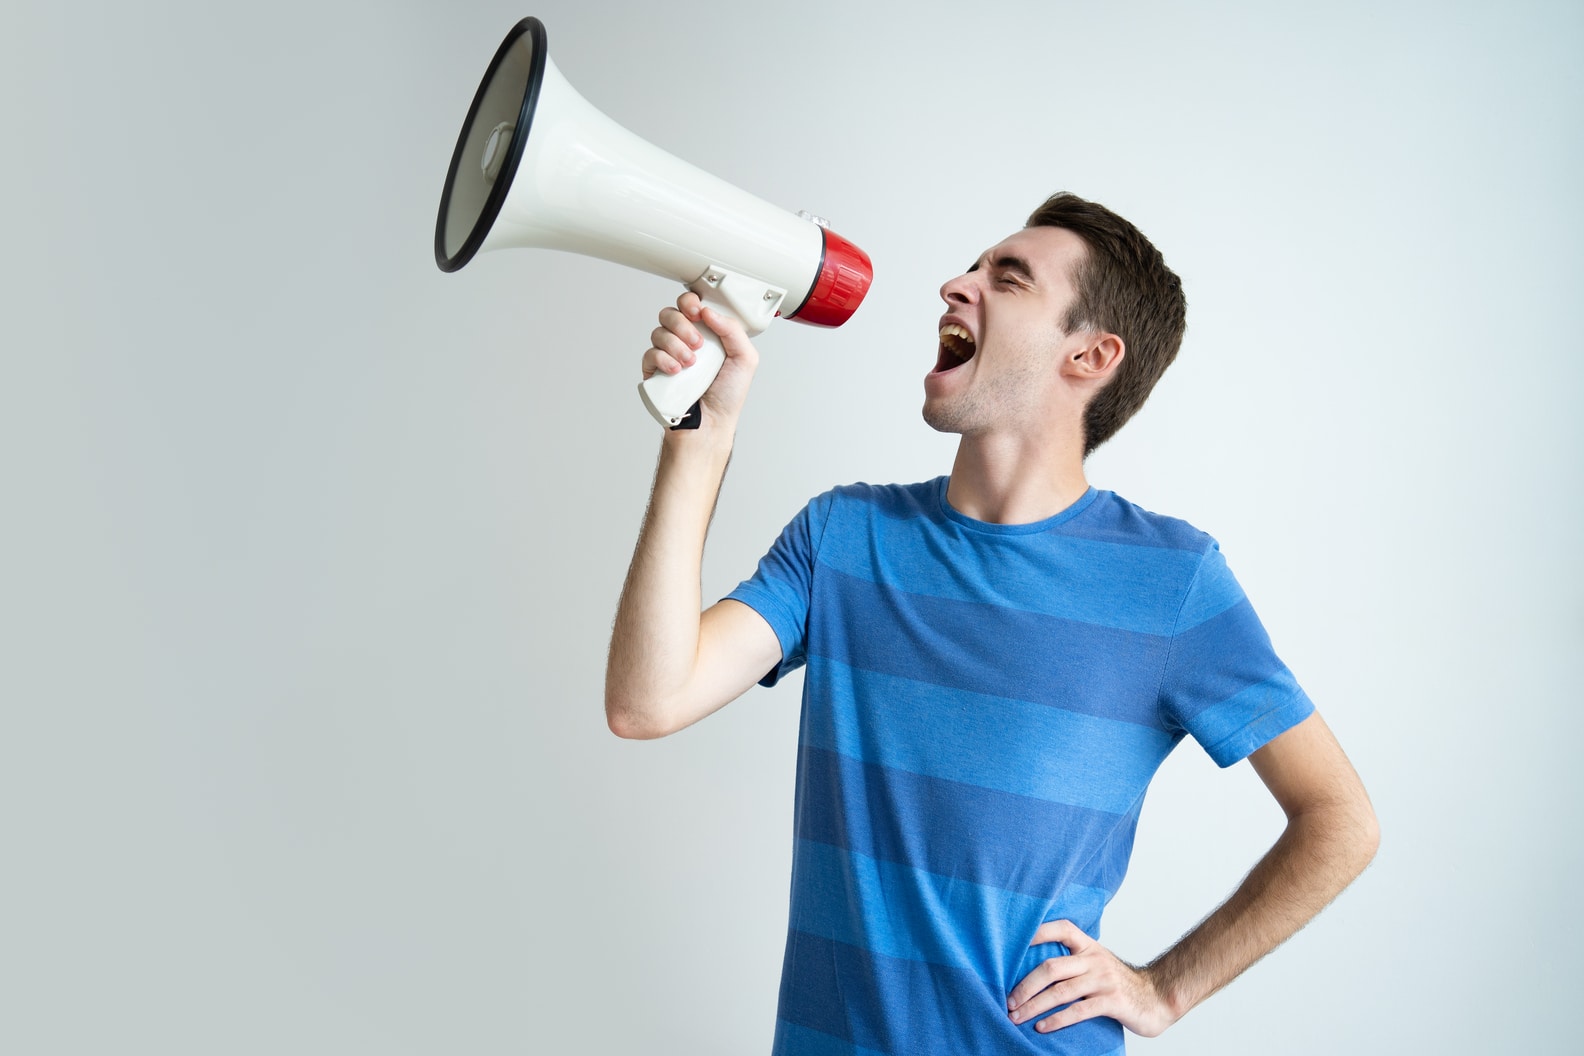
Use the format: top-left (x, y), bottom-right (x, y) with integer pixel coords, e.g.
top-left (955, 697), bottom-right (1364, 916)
top-left (944, 432), bottom-right (1091, 525)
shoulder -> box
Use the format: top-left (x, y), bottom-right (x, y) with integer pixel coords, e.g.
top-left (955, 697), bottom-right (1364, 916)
top-left (816, 477), bottom-right (945, 520)
top-left (1082, 494), bottom-right (1269, 634)
top-left (1076, 490), bottom-right (1219, 557)
top-left (782, 479), bottom-right (945, 558)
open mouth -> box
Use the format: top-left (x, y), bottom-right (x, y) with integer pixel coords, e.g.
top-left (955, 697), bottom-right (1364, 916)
top-left (934, 323), bottom-right (976, 373)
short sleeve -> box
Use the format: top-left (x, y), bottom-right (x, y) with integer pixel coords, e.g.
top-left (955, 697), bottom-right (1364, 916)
top-left (1158, 542), bottom-right (1314, 766)
top-left (724, 490), bottom-right (836, 687)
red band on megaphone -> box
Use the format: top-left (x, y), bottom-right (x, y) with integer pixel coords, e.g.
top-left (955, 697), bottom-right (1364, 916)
top-left (789, 228), bottom-right (873, 328)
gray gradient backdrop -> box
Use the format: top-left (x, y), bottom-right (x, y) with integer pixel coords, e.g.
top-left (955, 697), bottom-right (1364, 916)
top-left (4, 1), bottom-right (1580, 1052)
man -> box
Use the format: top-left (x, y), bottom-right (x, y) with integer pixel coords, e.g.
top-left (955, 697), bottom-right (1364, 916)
top-left (605, 193), bottom-right (1378, 1053)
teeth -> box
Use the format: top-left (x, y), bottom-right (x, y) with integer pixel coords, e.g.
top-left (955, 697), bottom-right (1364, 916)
top-left (938, 323), bottom-right (976, 362)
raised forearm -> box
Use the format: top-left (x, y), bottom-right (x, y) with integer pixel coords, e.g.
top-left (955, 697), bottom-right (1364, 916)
top-left (605, 428), bottom-right (736, 738)
top-left (605, 293), bottom-right (766, 738)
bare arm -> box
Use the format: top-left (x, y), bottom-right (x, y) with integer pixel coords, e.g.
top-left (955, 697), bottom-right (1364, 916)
top-left (604, 293), bottom-right (784, 740)
top-left (1141, 710), bottom-right (1380, 1020)
top-left (1008, 710), bottom-right (1380, 1035)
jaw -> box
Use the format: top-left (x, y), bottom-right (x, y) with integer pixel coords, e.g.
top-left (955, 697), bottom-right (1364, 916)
top-left (922, 356), bottom-right (979, 434)
top-left (924, 326), bottom-right (991, 430)
top-left (924, 350), bottom-right (1072, 443)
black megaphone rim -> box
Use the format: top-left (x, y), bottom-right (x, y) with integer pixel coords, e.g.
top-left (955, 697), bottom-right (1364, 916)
top-left (434, 17), bottom-right (549, 273)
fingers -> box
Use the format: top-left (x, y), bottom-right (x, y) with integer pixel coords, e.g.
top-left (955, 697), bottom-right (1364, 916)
top-left (1007, 923), bottom-right (1166, 1037)
top-left (1007, 953), bottom-right (1112, 1031)
top-left (644, 301), bottom-right (704, 380)
top-left (641, 292), bottom-right (759, 381)
top-left (1028, 918), bottom-right (1087, 950)
top-left (1007, 950), bottom-right (1083, 1012)
top-left (1007, 921), bottom-right (1104, 1030)
top-left (1021, 994), bottom-right (1105, 1034)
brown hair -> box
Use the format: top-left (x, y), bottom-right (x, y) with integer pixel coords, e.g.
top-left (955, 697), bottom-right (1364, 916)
top-left (1026, 192), bottom-right (1187, 456)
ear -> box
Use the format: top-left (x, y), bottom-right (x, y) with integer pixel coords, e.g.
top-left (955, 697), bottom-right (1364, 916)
top-left (1063, 333), bottom-right (1125, 383)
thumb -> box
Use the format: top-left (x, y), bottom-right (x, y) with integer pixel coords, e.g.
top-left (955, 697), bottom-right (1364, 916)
top-left (697, 306), bottom-right (759, 366)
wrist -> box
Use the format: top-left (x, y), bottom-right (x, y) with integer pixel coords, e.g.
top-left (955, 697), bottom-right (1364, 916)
top-left (659, 418), bottom-right (736, 480)
top-left (661, 411), bottom-right (737, 456)
top-left (1140, 962), bottom-right (1192, 1025)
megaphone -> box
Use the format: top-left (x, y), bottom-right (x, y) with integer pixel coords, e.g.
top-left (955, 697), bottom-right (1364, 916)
top-left (435, 17), bottom-right (873, 428)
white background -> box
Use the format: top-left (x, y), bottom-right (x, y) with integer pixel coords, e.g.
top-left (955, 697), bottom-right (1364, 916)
top-left (3, 1), bottom-right (1579, 1052)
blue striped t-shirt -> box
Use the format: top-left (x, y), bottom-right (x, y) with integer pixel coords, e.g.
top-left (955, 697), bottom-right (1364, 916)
top-left (726, 479), bottom-right (1313, 1055)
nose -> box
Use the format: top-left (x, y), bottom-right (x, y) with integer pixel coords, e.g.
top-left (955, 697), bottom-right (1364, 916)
top-left (940, 270), bottom-right (979, 305)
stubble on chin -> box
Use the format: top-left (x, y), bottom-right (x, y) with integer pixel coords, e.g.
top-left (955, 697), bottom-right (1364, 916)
top-left (922, 363), bottom-right (1042, 437)
top-left (921, 397), bottom-right (967, 435)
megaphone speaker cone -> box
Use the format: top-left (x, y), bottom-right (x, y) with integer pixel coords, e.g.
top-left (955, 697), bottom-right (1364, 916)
top-left (435, 18), bottom-right (547, 272)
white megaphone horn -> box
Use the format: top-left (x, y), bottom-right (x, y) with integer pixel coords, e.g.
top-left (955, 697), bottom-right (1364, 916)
top-left (435, 17), bottom-right (874, 428)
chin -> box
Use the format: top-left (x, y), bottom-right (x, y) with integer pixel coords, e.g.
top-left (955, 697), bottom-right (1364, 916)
top-left (921, 400), bottom-right (966, 435)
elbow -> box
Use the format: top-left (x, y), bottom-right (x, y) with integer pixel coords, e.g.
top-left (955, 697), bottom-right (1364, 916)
top-left (1356, 800), bottom-right (1381, 869)
top-left (606, 709), bottom-right (667, 740)
top-left (1342, 774), bottom-right (1381, 872)
top-left (1291, 790), bottom-right (1380, 881)
top-left (1326, 792), bottom-right (1381, 879)
top-left (604, 690), bottom-right (678, 740)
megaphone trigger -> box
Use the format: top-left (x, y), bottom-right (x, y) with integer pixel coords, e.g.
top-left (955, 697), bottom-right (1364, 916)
top-left (669, 402), bottom-right (703, 431)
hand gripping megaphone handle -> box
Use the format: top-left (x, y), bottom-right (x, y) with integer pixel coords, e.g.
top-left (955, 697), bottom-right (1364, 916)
top-left (637, 324), bottom-right (726, 428)
top-left (638, 268), bottom-right (784, 429)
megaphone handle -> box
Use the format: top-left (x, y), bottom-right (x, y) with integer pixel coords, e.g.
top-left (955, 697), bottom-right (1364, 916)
top-left (638, 271), bottom-right (777, 429)
top-left (637, 320), bottom-right (729, 429)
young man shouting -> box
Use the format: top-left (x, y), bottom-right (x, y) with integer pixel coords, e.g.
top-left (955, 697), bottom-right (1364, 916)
top-left (606, 192), bottom-right (1378, 1054)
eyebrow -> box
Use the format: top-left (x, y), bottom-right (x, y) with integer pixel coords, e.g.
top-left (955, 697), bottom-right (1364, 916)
top-left (967, 253), bottom-right (1037, 282)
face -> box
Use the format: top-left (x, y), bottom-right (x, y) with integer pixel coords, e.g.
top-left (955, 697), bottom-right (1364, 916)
top-left (923, 225), bottom-right (1091, 437)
